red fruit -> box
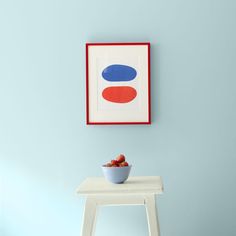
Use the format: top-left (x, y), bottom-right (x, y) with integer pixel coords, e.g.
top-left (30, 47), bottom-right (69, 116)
top-left (123, 161), bottom-right (129, 166)
top-left (116, 154), bottom-right (125, 163)
top-left (111, 164), bottom-right (119, 167)
top-left (111, 160), bottom-right (119, 165)
top-left (119, 162), bottom-right (125, 167)
top-left (119, 161), bottom-right (129, 167)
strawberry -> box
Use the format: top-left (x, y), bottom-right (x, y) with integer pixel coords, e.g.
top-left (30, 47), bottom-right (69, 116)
top-left (111, 164), bottom-right (119, 167)
top-left (123, 161), bottom-right (129, 166)
top-left (119, 161), bottom-right (129, 167)
top-left (116, 154), bottom-right (125, 163)
top-left (111, 160), bottom-right (119, 165)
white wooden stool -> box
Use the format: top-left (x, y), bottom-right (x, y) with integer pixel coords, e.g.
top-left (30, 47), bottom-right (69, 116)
top-left (77, 176), bottom-right (163, 236)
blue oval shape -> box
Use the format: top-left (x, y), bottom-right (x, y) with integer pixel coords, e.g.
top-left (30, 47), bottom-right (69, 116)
top-left (102, 64), bottom-right (137, 82)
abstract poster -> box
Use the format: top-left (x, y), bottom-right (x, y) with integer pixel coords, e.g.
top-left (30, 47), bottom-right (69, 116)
top-left (86, 42), bottom-right (151, 124)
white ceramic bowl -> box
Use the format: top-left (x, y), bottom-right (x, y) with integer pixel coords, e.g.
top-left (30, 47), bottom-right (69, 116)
top-left (102, 165), bottom-right (132, 184)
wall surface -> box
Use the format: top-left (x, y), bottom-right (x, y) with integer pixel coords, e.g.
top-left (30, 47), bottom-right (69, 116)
top-left (0, 0), bottom-right (236, 236)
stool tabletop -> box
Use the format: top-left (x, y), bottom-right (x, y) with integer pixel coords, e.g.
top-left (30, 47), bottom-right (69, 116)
top-left (77, 176), bottom-right (163, 195)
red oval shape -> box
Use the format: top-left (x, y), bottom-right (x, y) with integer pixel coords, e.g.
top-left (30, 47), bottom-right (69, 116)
top-left (102, 86), bottom-right (137, 103)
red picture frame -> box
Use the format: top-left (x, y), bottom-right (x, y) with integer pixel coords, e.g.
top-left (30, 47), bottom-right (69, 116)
top-left (86, 42), bottom-right (151, 125)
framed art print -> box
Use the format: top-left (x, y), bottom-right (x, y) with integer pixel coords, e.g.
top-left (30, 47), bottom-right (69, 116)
top-left (86, 42), bottom-right (151, 125)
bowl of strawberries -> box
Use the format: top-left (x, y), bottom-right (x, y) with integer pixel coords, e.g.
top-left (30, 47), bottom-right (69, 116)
top-left (102, 154), bottom-right (131, 184)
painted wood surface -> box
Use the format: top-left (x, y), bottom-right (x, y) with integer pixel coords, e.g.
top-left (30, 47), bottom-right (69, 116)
top-left (77, 176), bottom-right (163, 195)
top-left (77, 176), bottom-right (163, 236)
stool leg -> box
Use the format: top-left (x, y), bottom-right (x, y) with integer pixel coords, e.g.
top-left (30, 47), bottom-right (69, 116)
top-left (81, 197), bottom-right (97, 236)
top-left (145, 194), bottom-right (160, 236)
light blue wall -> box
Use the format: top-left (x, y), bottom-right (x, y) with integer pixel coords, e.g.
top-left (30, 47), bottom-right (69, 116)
top-left (1, 0), bottom-right (236, 235)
